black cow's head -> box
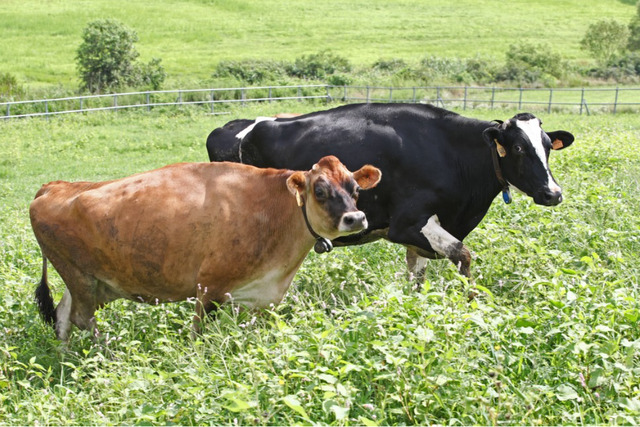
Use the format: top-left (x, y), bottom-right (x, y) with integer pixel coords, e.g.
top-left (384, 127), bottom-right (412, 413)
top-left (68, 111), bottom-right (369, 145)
top-left (483, 113), bottom-right (574, 206)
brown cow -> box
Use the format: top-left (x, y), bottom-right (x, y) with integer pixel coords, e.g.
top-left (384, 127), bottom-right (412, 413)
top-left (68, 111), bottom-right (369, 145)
top-left (30, 156), bottom-right (381, 341)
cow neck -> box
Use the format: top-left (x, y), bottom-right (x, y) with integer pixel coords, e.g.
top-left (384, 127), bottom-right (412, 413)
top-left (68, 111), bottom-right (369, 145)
top-left (490, 139), bottom-right (512, 204)
top-left (299, 196), bottom-right (333, 254)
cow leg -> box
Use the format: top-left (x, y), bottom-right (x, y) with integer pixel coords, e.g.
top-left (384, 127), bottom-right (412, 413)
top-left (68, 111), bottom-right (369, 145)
top-left (55, 290), bottom-right (73, 342)
top-left (51, 261), bottom-right (99, 341)
top-left (420, 215), bottom-right (471, 278)
top-left (405, 247), bottom-right (429, 291)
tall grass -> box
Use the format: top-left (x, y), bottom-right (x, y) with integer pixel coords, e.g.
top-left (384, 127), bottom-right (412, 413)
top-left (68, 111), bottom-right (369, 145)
top-left (0, 104), bottom-right (639, 424)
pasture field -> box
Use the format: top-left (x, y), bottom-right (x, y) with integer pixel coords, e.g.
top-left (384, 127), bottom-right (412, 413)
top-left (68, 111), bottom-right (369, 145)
top-left (0, 103), bottom-right (639, 425)
top-left (1, 0), bottom-right (636, 91)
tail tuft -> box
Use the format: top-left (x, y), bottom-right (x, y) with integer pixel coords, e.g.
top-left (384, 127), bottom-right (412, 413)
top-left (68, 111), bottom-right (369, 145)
top-left (35, 258), bottom-right (56, 326)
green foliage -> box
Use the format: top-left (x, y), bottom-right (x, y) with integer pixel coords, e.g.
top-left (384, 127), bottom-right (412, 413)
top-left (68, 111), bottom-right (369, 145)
top-left (137, 58), bottom-right (166, 91)
top-left (213, 59), bottom-right (289, 85)
top-left (76, 19), bottom-right (166, 93)
top-left (0, 72), bottom-right (25, 100)
top-left (580, 19), bottom-right (630, 66)
top-left (498, 43), bottom-right (565, 85)
top-left (76, 19), bottom-right (141, 93)
top-left (628, 2), bottom-right (640, 51)
top-left (0, 108), bottom-right (639, 425)
top-left (286, 51), bottom-right (352, 80)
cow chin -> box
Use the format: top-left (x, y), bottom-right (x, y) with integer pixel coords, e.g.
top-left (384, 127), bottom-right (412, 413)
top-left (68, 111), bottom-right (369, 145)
top-left (532, 187), bottom-right (563, 206)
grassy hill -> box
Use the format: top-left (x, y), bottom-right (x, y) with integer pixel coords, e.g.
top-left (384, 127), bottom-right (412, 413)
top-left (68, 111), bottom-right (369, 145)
top-left (1, 0), bottom-right (636, 91)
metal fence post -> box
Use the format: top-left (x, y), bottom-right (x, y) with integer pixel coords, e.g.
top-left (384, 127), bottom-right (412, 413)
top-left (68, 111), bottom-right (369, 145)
top-left (210, 91), bottom-right (215, 114)
top-left (580, 88), bottom-right (585, 115)
top-left (6, 103), bottom-right (10, 117)
top-left (366, 86), bottom-right (370, 103)
top-left (490, 87), bottom-right (495, 109)
top-left (614, 87), bottom-right (619, 114)
top-left (413, 87), bottom-right (417, 103)
top-left (463, 86), bottom-right (468, 110)
top-left (518, 88), bottom-right (523, 110)
top-left (146, 92), bottom-right (151, 112)
top-left (547, 89), bottom-right (553, 114)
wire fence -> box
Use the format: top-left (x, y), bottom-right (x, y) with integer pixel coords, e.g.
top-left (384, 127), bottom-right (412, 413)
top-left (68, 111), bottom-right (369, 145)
top-left (1, 85), bottom-right (639, 120)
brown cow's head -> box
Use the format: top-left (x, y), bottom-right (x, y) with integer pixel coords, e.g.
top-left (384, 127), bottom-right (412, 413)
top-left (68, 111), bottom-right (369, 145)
top-left (286, 155), bottom-right (381, 240)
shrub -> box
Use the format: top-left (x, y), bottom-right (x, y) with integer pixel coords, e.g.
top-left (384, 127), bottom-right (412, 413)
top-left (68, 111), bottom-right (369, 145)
top-left (497, 43), bottom-right (564, 84)
top-left (372, 58), bottom-right (408, 73)
top-left (286, 51), bottom-right (351, 80)
top-left (580, 19), bottom-right (629, 66)
top-left (0, 72), bottom-right (25, 100)
top-left (628, 2), bottom-right (640, 51)
top-left (138, 58), bottom-right (166, 90)
top-left (213, 59), bottom-right (288, 84)
top-left (76, 19), bottom-right (141, 93)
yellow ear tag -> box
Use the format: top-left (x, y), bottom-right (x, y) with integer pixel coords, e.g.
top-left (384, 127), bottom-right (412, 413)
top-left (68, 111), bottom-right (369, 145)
top-left (295, 191), bottom-right (303, 207)
top-left (495, 139), bottom-right (507, 158)
top-left (552, 139), bottom-right (564, 150)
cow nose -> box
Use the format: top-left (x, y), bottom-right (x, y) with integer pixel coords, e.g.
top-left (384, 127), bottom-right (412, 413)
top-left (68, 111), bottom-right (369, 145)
top-left (535, 188), bottom-right (563, 206)
top-left (339, 211), bottom-right (367, 232)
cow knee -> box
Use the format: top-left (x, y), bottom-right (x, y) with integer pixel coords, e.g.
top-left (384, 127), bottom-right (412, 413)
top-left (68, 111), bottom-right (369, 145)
top-left (420, 215), bottom-right (472, 278)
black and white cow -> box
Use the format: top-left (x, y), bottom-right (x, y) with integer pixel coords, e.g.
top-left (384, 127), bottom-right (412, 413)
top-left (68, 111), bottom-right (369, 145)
top-left (206, 103), bottom-right (574, 282)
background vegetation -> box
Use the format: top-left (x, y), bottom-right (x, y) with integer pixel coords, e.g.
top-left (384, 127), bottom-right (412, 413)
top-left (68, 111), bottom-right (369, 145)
top-left (0, 0), bottom-right (638, 99)
top-left (0, 104), bottom-right (639, 425)
top-left (1, 0), bottom-right (639, 425)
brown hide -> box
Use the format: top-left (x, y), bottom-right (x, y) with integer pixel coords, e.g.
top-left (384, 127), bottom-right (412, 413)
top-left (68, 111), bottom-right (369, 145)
top-left (30, 156), bottom-right (381, 340)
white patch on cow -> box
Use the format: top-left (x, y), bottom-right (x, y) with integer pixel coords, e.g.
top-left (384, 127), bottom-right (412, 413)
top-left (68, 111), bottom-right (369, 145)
top-left (55, 289), bottom-right (72, 341)
top-left (515, 119), bottom-right (562, 193)
top-left (420, 215), bottom-right (461, 259)
top-left (228, 268), bottom-right (295, 308)
top-left (235, 116), bottom-right (277, 140)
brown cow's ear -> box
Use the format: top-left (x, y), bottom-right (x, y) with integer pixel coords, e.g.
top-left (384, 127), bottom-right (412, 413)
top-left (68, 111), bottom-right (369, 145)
top-left (353, 165), bottom-right (382, 190)
top-left (286, 171), bottom-right (307, 206)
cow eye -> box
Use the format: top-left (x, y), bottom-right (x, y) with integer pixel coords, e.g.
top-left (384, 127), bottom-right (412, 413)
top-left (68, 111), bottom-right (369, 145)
top-left (351, 188), bottom-right (360, 200)
top-left (513, 145), bottom-right (524, 154)
top-left (314, 186), bottom-right (328, 200)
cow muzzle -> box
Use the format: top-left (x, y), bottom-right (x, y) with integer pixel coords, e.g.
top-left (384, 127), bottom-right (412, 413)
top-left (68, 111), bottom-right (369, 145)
top-left (339, 211), bottom-right (368, 233)
top-left (533, 187), bottom-right (563, 206)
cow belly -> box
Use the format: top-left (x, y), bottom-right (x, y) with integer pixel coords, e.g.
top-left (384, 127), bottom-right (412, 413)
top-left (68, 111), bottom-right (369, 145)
top-left (226, 268), bottom-right (297, 308)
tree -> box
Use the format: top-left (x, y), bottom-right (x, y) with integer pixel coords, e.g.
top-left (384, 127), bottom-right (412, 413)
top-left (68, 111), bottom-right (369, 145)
top-left (628, 1), bottom-right (640, 51)
top-left (580, 19), bottom-right (630, 66)
top-left (76, 19), bottom-right (141, 93)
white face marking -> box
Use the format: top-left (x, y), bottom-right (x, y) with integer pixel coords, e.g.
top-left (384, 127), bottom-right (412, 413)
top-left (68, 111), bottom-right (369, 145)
top-left (515, 119), bottom-right (561, 193)
top-left (420, 215), bottom-right (461, 259)
top-left (235, 116), bottom-right (277, 140)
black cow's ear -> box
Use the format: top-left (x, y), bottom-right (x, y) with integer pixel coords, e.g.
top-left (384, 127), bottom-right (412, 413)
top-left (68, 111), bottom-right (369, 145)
top-left (547, 130), bottom-right (575, 150)
top-left (482, 127), bottom-right (501, 147)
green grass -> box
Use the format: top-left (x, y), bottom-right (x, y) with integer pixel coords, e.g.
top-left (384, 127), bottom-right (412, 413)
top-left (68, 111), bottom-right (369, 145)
top-left (0, 103), bottom-right (639, 425)
top-left (1, 0), bottom-right (636, 91)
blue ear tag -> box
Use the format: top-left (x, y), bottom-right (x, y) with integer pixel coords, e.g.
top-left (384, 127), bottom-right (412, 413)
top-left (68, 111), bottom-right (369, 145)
top-left (502, 188), bottom-right (512, 204)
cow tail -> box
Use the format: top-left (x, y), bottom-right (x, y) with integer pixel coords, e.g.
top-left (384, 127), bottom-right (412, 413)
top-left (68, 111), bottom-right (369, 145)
top-left (35, 256), bottom-right (57, 326)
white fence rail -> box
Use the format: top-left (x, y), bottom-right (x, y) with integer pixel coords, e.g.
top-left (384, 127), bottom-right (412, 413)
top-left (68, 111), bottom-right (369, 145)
top-left (1, 85), bottom-right (639, 119)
